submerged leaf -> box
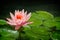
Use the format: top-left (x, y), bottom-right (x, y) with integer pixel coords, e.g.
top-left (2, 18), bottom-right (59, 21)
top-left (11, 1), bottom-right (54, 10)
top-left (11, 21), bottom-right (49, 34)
top-left (55, 17), bottom-right (60, 22)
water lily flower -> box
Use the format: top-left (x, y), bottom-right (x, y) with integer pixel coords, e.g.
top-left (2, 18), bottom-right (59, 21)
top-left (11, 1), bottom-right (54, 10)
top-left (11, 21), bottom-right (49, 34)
top-left (6, 9), bottom-right (32, 30)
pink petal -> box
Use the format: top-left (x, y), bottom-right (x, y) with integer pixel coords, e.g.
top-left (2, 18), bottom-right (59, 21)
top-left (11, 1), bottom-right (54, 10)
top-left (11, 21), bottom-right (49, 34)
top-left (16, 19), bottom-right (22, 25)
top-left (22, 12), bottom-right (31, 22)
top-left (26, 12), bottom-right (31, 21)
top-left (7, 21), bottom-right (17, 26)
top-left (21, 9), bottom-right (24, 14)
top-left (6, 18), bottom-right (16, 25)
top-left (10, 13), bottom-right (17, 24)
top-left (24, 11), bottom-right (27, 17)
top-left (21, 9), bottom-right (26, 16)
top-left (10, 12), bottom-right (15, 20)
top-left (21, 11), bottom-right (27, 22)
top-left (15, 26), bottom-right (21, 30)
top-left (7, 21), bottom-right (13, 25)
top-left (25, 11), bottom-right (27, 15)
top-left (23, 22), bottom-right (33, 26)
top-left (6, 18), bottom-right (12, 22)
top-left (15, 10), bottom-right (20, 16)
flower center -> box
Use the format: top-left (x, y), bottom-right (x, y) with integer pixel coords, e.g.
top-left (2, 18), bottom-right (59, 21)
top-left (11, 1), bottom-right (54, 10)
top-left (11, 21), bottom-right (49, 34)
top-left (16, 15), bottom-right (23, 19)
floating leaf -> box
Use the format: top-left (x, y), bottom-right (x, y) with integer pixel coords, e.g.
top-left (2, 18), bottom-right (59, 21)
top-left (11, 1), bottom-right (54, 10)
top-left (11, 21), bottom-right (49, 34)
top-left (23, 26), bottom-right (50, 40)
top-left (0, 29), bottom-right (19, 40)
top-left (55, 22), bottom-right (60, 30)
top-left (54, 17), bottom-right (60, 30)
top-left (29, 11), bottom-right (54, 27)
top-left (29, 12), bottom-right (42, 26)
top-left (36, 11), bottom-right (54, 20)
top-left (52, 32), bottom-right (60, 40)
top-left (43, 19), bottom-right (56, 28)
top-left (0, 19), bottom-right (7, 25)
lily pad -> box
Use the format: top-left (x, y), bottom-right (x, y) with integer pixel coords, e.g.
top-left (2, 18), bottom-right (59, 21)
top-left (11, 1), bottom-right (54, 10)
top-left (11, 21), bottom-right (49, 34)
top-left (0, 19), bottom-right (7, 25)
top-left (0, 29), bottom-right (19, 40)
top-left (29, 12), bottom-right (43, 26)
top-left (43, 19), bottom-right (56, 28)
top-left (23, 26), bottom-right (50, 40)
top-left (36, 11), bottom-right (54, 20)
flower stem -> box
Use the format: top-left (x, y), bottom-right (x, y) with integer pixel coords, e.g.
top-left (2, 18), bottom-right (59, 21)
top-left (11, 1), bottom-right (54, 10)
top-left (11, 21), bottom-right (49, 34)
top-left (17, 27), bottom-right (23, 40)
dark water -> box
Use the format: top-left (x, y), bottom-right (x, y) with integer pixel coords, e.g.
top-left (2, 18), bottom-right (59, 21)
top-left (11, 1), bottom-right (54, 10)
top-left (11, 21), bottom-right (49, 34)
top-left (0, 0), bottom-right (60, 19)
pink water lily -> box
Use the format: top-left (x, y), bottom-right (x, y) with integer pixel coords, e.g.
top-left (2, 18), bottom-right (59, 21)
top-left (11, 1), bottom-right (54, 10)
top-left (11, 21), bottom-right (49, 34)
top-left (6, 9), bottom-right (32, 30)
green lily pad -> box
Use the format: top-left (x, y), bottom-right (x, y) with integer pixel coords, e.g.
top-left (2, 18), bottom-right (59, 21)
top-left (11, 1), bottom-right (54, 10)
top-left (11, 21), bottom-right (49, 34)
top-left (29, 12), bottom-right (43, 26)
top-left (0, 29), bottom-right (19, 40)
top-left (52, 32), bottom-right (60, 40)
top-left (29, 11), bottom-right (54, 27)
top-left (43, 19), bottom-right (56, 28)
top-left (23, 26), bottom-right (50, 40)
top-left (36, 11), bottom-right (54, 20)
top-left (0, 19), bottom-right (7, 25)
top-left (55, 22), bottom-right (60, 30)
